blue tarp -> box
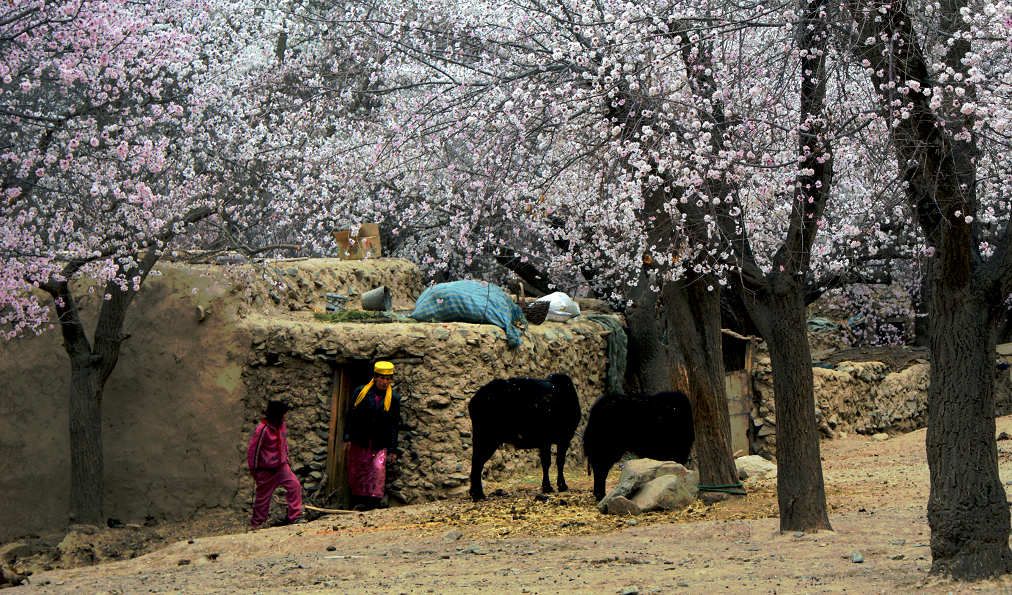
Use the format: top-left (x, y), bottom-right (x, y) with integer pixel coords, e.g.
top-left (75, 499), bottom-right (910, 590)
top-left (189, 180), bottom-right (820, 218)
top-left (410, 280), bottom-right (527, 348)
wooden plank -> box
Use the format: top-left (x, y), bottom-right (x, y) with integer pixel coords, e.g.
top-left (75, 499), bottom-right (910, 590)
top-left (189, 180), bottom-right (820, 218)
top-left (325, 367), bottom-right (342, 497)
top-left (336, 372), bottom-right (351, 507)
top-left (725, 370), bottom-right (752, 457)
top-left (325, 368), bottom-right (353, 507)
top-left (304, 504), bottom-right (355, 515)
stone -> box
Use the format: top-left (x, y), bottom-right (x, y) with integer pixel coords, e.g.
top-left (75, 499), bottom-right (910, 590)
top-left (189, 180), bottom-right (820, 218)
top-left (888, 538), bottom-right (906, 546)
top-left (619, 587), bottom-right (639, 595)
top-left (699, 492), bottom-right (729, 505)
top-left (603, 496), bottom-right (641, 516)
top-left (630, 474), bottom-right (698, 512)
top-left (58, 529), bottom-right (97, 566)
top-left (735, 455), bottom-right (777, 480)
top-left (598, 459), bottom-right (695, 512)
top-left (0, 540), bottom-right (43, 562)
top-left (850, 551), bottom-right (864, 563)
top-left (888, 554), bottom-right (905, 560)
top-left (0, 566), bottom-right (25, 587)
top-left (998, 431), bottom-right (1011, 441)
top-left (442, 530), bottom-right (463, 542)
top-left (873, 432), bottom-right (889, 441)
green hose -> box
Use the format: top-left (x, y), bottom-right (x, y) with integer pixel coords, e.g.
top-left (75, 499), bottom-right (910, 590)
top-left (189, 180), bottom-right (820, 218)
top-left (698, 482), bottom-right (747, 496)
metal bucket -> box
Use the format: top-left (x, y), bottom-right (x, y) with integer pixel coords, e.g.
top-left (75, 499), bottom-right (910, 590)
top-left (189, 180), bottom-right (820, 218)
top-left (360, 286), bottom-right (392, 311)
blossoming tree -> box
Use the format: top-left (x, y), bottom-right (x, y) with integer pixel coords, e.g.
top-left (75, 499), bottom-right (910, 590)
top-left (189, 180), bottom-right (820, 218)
top-left (256, 0), bottom-right (926, 531)
top-left (0, 0), bottom-right (275, 525)
top-left (845, 0), bottom-right (1012, 577)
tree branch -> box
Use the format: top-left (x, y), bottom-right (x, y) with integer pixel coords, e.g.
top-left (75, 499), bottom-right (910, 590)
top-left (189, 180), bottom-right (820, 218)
top-left (494, 253), bottom-right (552, 296)
top-left (805, 266), bottom-right (892, 305)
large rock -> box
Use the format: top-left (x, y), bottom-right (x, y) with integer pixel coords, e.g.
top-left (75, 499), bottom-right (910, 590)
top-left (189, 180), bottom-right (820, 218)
top-left (604, 496), bottom-right (642, 516)
top-left (598, 459), bottom-right (697, 513)
top-left (630, 473), bottom-right (699, 512)
top-left (735, 455), bottom-right (777, 480)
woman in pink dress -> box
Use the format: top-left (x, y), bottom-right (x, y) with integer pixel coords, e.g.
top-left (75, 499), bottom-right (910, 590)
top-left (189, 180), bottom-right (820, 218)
top-left (344, 361), bottom-right (402, 510)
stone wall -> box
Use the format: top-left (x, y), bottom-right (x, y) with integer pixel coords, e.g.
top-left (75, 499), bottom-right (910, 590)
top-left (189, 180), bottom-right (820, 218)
top-left (237, 315), bottom-right (614, 506)
top-left (750, 359), bottom-right (1012, 458)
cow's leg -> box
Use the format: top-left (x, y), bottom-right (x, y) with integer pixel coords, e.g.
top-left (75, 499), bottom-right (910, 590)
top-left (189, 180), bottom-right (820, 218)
top-left (591, 453), bottom-right (617, 501)
top-left (469, 437), bottom-right (497, 501)
top-left (539, 444), bottom-right (554, 493)
top-left (555, 441), bottom-right (569, 492)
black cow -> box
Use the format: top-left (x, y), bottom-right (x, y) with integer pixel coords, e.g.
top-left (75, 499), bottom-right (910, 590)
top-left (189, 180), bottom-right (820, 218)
top-left (468, 374), bottom-right (580, 501)
top-left (583, 390), bottom-right (695, 501)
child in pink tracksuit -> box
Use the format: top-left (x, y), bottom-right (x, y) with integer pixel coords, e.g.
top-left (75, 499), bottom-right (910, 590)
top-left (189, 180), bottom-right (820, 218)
top-left (246, 400), bottom-right (303, 528)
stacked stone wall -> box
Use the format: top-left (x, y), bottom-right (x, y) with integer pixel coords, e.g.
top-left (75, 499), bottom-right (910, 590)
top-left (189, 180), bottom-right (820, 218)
top-left (751, 359), bottom-right (1012, 458)
top-left (237, 316), bottom-right (614, 505)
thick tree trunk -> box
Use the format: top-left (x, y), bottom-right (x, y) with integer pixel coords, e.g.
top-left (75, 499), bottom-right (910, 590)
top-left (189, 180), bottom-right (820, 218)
top-left (748, 290), bottom-right (832, 532)
top-left (68, 357), bottom-right (104, 525)
top-left (624, 268), bottom-right (674, 395)
top-left (926, 290), bottom-right (1012, 578)
top-left (664, 279), bottom-right (737, 487)
top-left (625, 270), bottom-right (737, 487)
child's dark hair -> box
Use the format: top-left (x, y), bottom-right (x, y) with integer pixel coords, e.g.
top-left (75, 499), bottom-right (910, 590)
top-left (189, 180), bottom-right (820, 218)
top-left (265, 400), bottom-right (289, 425)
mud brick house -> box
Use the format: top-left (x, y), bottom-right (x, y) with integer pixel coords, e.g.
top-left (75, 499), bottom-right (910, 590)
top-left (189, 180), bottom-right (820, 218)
top-left (0, 258), bottom-right (617, 540)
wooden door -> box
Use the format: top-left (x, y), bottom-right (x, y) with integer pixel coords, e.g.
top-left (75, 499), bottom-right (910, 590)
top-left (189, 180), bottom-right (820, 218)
top-left (325, 367), bottom-right (352, 507)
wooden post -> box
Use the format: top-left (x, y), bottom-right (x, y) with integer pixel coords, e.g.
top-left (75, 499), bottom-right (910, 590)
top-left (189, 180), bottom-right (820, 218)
top-left (325, 367), bottom-right (351, 508)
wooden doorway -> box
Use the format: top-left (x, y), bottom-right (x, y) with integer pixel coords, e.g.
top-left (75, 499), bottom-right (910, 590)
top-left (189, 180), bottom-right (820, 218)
top-left (324, 360), bottom-right (374, 508)
top-left (722, 333), bottom-right (756, 457)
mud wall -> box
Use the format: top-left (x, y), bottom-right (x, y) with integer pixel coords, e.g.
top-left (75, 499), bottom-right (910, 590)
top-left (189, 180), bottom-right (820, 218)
top-left (0, 265), bottom-right (248, 543)
top-left (237, 316), bottom-right (613, 506)
top-left (751, 359), bottom-right (1012, 457)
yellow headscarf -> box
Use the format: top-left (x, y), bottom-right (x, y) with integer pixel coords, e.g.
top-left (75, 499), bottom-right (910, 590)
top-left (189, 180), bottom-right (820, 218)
top-left (354, 379), bottom-right (392, 411)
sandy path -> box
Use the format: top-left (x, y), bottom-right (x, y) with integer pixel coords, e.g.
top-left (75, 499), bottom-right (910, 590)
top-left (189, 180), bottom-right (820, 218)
top-left (10, 417), bottom-right (1012, 594)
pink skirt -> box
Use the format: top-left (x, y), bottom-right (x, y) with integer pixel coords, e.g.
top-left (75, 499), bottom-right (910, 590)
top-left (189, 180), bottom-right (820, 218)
top-left (347, 443), bottom-right (387, 498)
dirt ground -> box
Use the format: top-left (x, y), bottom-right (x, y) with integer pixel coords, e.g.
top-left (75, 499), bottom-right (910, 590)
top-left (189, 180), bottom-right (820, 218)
top-left (7, 415), bottom-right (1012, 594)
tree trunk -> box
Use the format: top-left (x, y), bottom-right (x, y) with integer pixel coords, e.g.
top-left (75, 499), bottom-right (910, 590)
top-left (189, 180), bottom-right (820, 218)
top-left (48, 251), bottom-right (158, 527)
top-left (926, 290), bottom-right (1012, 578)
top-left (625, 269), bottom-right (738, 487)
top-left (68, 356), bottom-right (104, 525)
top-left (913, 257), bottom-right (933, 347)
top-left (664, 278), bottom-right (738, 487)
top-left (624, 268), bottom-right (675, 395)
top-left (748, 290), bottom-right (832, 532)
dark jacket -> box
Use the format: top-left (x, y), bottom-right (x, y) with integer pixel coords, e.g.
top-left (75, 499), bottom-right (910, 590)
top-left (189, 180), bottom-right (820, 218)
top-left (344, 385), bottom-right (401, 453)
